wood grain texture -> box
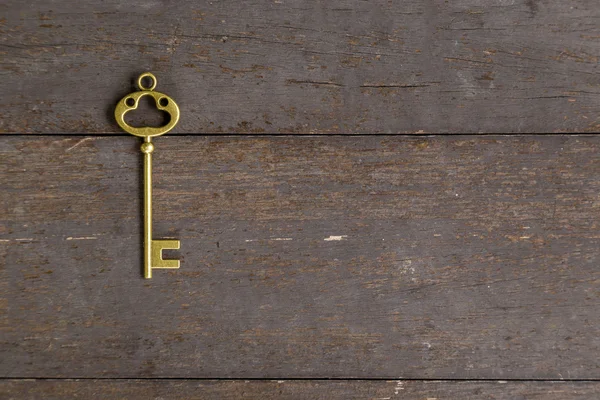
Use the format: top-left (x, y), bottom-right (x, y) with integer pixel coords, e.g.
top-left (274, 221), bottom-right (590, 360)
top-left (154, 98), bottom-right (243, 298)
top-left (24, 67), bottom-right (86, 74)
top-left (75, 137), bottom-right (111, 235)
top-left (2, 0), bottom-right (600, 134)
top-left (1, 135), bottom-right (599, 379)
top-left (2, 379), bottom-right (600, 400)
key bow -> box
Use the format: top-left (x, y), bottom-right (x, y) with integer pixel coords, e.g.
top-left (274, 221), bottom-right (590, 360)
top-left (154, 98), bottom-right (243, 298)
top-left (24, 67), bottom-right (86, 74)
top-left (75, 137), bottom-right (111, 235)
top-left (114, 72), bottom-right (180, 138)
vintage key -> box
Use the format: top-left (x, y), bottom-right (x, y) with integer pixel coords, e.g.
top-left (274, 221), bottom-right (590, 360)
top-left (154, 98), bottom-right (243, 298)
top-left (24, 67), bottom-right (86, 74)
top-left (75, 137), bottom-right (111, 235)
top-left (114, 72), bottom-right (181, 279)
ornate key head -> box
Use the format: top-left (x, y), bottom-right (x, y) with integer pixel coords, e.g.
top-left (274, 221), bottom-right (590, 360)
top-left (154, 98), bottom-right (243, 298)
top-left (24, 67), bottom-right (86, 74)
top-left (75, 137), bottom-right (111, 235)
top-left (114, 72), bottom-right (180, 138)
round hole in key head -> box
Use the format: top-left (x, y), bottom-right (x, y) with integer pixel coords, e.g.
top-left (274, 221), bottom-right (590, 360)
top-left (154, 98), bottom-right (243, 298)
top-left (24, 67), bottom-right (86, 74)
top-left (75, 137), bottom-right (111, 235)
top-left (159, 97), bottom-right (169, 107)
top-left (125, 97), bottom-right (135, 107)
top-left (138, 72), bottom-right (157, 91)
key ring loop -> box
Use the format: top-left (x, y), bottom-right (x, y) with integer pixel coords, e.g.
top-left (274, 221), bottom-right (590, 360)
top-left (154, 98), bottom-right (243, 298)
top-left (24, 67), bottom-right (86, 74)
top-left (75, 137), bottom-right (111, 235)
top-left (138, 72), bottom-right (157, 91)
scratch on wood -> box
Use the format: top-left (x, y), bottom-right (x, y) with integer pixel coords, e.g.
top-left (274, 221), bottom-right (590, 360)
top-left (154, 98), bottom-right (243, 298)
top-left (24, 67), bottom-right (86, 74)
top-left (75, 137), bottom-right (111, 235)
top-left (66, 236), bottom-right (97, 240)
top-left (66, 137), bottom-right (95, 152)
top-left (324, 235), bottom-right (347, 241)
top-left (394, 380), bottom-right (404, 395)
top-left (286, 79), bottom-right (344, 87)
top-left (245, 238), bottom-right (292, 242)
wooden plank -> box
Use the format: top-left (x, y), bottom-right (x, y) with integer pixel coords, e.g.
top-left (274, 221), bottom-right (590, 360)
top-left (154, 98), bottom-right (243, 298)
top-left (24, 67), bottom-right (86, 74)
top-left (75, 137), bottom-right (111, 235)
top-left (1, 379), bottom-right (599, 399)
top-left (1, 0), bottom-right (599, 134)
top-left (1, 135), bottom-right (599, 378)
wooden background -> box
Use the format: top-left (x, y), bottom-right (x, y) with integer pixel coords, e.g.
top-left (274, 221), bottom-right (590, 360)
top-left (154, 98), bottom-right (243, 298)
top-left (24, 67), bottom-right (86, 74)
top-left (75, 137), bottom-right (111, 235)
top-left (2, 0), bottom-right (600, 134)
top-left (1, 1), bottom-right (599, 399)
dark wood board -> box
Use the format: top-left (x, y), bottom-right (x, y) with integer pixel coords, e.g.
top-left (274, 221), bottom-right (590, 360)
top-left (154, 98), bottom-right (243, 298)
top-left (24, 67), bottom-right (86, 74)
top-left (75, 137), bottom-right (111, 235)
top-left (2, 379), bottom-right (600, 400)
top-left (2, 0), bottom-right (600, 134)
top-left (1, 135), bottom-right (599, 379)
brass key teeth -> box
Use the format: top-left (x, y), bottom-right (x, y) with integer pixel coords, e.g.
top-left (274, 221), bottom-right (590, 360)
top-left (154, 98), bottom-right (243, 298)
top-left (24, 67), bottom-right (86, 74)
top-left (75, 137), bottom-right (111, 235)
top-left (147, 239), bottom-right (181, 279)
top-left (115, 72), bottom-right (181, 279)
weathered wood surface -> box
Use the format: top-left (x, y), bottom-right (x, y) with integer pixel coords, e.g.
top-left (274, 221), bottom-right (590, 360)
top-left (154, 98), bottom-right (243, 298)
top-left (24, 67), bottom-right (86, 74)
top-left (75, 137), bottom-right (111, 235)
top-left (2, 0), bottom-right (600, 134)
top-left (1, 135), bottom-right (599, 379)
top-left (2, 380), bottom-right (599, 400)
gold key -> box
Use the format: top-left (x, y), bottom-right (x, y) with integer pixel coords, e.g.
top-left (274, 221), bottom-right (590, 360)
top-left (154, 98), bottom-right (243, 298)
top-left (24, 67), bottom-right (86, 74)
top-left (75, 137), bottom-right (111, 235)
top-left (114, 72), bottom-right (181, 279)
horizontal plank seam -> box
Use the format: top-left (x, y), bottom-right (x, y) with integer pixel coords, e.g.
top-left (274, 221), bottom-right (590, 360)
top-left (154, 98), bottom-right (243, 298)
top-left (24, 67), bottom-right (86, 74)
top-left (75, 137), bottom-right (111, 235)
top-left (2, 378), bottom-right (599, 382)
top-left (1, 133), bottom-right (600, 137)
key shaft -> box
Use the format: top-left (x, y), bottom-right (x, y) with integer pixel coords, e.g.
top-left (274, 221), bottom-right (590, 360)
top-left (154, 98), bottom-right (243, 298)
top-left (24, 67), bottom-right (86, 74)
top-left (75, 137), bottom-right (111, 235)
top-left (142, 138), bottom-right (180, 279)
top-left (143, 138), bottom-right (154, 278)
